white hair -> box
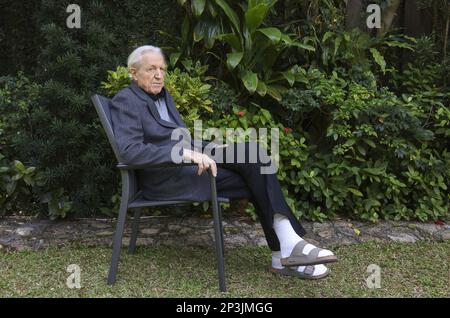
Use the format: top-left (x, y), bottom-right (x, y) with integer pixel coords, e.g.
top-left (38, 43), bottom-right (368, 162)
top-left (127, 45), bottom-right (165, 70)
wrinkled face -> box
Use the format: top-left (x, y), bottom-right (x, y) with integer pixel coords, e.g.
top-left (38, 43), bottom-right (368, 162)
top-left (130, 51), bottom-right (167, 94)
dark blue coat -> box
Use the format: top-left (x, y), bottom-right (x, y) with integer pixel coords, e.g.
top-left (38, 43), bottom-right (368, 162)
top-left (110, 82), bottom-right (213, 201)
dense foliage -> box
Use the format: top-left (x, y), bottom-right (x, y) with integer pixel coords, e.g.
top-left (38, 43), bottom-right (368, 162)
top-left (1, 0), bottom-right (448, 222)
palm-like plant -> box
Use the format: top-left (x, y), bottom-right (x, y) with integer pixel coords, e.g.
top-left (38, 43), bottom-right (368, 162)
top-left (167, 0), bottom-right (315, 101)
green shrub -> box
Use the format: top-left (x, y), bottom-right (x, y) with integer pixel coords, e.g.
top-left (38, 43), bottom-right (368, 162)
top-left (101, 65), bottom-right (214, 129)
top-left (207, 80), bottom-right (239, 120)
top-left (164, 68), bottom-right (213, 127)
top-left (205, 68), bottom-right (450, 222)
top-left (0, 153), bottom-right (44, 216)
top-left (169, 0), bottom-right (315, 101)
top-left (0, 73), bottom-right (41, 157)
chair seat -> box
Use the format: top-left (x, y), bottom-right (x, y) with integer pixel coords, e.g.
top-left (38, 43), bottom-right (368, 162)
top-left (128, 196), bottom-right (230, 209)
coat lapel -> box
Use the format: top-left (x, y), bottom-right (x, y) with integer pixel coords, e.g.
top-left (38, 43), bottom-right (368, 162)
top-left (129, 82), bottom-right (179, 129)
top-left (165, 92), bottom-right (187, 128)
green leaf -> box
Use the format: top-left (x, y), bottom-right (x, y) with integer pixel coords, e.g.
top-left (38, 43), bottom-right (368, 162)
top-left (218, 33), bottom-right (241, 51)
top-left (256, 81), bottom-right (267, 96)
top-left (266, 84), bottom-right (283, 102)
top-left (257, 27), bottom-right (281, 43)
top-left (169, 53), bottom-right (181, 67)
top-left (215, 0), bottom-right (240, 32)
top-left (370, 48), bottom-right (386, 74)
top-left (347, 188), bottom-right (363, 197)
top-left (6, 181), bottom-right (17, 195)
top-left (322, 31), bottom-right (334, 43)
top-left (343, 32), bottom-right (350, 42)
top-left (207, 1), bottom-right (218, 16)
top-left (193, 22), bottom-right (204, 42)
top-left (291, 42), bottom-right (315, 51)
top-left (181, 15), bottom-right (190, 44)
top-left (193, 18), bottom-right (221, 48)
top-left (384, 40), bottom-right (414, 51)
top-left (23, 175), bottom-right (34, 186)
top-left (226, 52), bottom-right (243, 70)
top-left (239, 116), bottom-right (248, 129)
top-left (24, 167), bottom-right (36, 174)
top-left (357, 145), bottom-right (366, 156)
top-left (260, 108), bottom-right (271, 121)
top-left (333, 36), bottom-right (342, 56)
top-left (363, 138), bottom-right (376, 148)
top-left (191, 0), bottom-right (206, 17)
top-left (245, 4), bottom-right (269, 32)
top-left (355, 174), bottom-right (362, 186)
top-left (242, 71), bottom-right (258, 94)
top-left (243, 24), bottom-right (252, 51)
top-left (281, 70), bottom-right (295, 87)
top-left (343, 138), bottom-right (356, 147)
top-left (14, 160), bottom-right (25, 172)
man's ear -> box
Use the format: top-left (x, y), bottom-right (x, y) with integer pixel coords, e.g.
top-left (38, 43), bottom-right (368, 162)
top-left (129, 67), bottom-right (138, 81)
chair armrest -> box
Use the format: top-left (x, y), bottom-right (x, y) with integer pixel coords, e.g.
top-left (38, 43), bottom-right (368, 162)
top-left (117, 162), bottom-right (198, 170)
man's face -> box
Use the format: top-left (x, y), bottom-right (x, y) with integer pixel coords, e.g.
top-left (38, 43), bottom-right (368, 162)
top-left (130, 52), bottom-right (166, 95)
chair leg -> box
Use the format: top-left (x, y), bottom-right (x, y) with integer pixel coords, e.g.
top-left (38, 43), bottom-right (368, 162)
top-left (210, 173), bottom-right (226, 292)
top-left (107, 201), bottom-right (128, 285)
top-left (128, 208), bottom-right (141, 254)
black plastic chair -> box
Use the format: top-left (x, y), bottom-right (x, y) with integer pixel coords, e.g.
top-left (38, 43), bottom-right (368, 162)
top-left (91, 94), bottom-right (228, 292)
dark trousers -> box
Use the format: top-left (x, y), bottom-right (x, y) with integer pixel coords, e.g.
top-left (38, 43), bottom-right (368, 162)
top-left (206, 142), bottom-right (306, 251)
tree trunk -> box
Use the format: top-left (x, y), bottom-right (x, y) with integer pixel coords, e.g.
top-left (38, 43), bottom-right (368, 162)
top-left (379, 0), bottom-right (402, 35)
top-left (345, 0), bottom-right (364, 31)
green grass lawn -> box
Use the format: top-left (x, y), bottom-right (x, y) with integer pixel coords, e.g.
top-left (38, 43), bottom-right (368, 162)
top-left (0, 240), bottom-right (449, 297)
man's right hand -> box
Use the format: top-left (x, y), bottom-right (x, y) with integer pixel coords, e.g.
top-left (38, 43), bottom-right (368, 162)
top-left (183, 149), bottom-right (217, 177)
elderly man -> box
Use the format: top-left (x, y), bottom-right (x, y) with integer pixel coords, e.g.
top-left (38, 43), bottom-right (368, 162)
top-left (110, 45), bottom-right (337, 279)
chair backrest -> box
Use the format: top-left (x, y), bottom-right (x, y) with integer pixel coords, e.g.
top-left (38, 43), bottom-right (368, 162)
top-left (91, 94), bottom-right (122, 162)
top-left (91, 94), bottom-right (140, 200)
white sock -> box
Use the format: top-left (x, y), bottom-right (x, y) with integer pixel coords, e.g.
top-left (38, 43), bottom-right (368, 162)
top-left (272, 251), bottom-right (283, 269)
top-left (272, 251), bottom-right (328, 276)
top-left (273, 213), bottom-right (333, 258)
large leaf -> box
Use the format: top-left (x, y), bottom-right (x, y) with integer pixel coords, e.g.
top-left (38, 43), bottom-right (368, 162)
top-left (245, 3), bottom-right (269, 31)
top-left (266, 84), bottom-right (283, 101)
top-left (257, 27), bottom-right (281, 43)
top-left (333, 36), bottom-right (342, 56)
top-left (256, 80), bottom-right (267, 96)
top-left (181, 15), bottom-right (190, 45)
top-left (169, 53), bottom-right (181, 67)
top-left (226, 52), bottom-right (243, 70)
top-left (193, 18), bottom-right (222, 48)
top-left (347, 188), bottom-right (363, 197)
top-left (384, 41), bottom-right (415, 50)
top-left (370, 48), bottom-right (386, 74)
top-left (215, 0), bottom-right (240, 33)
top-left (242, 71), bottom-right (258, 94)
top-left (218, 33), bottom-right (241, 51)
top-left (207, 0), bottom-right (218, 16)
top-left (291, 42), bottom-right (315, 51)
top-left (281, 33), bottom-right (293, 45)
top-left (281, 69), bottom-right (295, 87)
top-left (243, 25), bottom-right (253, 52)
top-left (322, 31), bottom-right (334, 43)
top-left (191, 0), bottom-right (206, 17)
